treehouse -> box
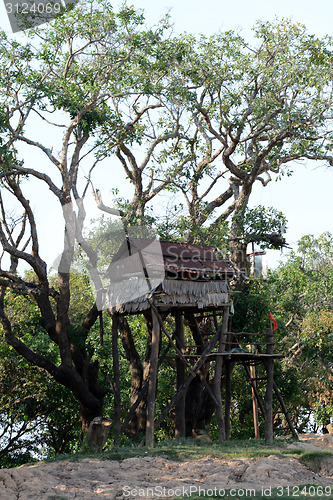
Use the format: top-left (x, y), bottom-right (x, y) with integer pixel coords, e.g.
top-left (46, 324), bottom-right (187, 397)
top-left (104, 237), bottom-right (296, 445)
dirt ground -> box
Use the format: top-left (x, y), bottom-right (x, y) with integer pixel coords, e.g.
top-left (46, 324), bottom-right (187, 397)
top-left (0, 434), bottom-right (333, 500)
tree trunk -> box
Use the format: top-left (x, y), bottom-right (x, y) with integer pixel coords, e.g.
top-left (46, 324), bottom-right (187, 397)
top-left (228, 181), bottom-right (253, 275)
top-left (183, 313), bottom-right (215, 436)
top-left (118, 316), bottom-right (145, 436)
top-left (80, 401), bottom-right (103, 436)
top-left (77, 359), bottom-right (107, 436)
top-left (185, 377), bottom-right (215, 436)
top-left (224, 360), bottom-right (232, 440)
top-left (229, 239), bottom-right (248, 275)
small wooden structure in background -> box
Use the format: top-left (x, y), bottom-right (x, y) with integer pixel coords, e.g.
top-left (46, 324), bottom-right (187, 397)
top-left (105, 238), bottom-right (296, 446)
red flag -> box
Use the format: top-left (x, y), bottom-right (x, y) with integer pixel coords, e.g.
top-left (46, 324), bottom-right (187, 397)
top-left (269, 311), bottom-right (277, 331)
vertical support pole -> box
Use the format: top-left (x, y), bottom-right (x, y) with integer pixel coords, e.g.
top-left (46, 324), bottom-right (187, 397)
top-left (250, 361), bottom-right (260, 439)
top-left (265, 328), bottom-right (274, 444)
top-left (213, 305), bottom-right (229, 442)
top-left (224, 360), bottom-right (231, 440)
top-left (111, 314), bottom-right (121, 444)
top-left (175, 310), bottom-right (186, 438)
top-left (146, 308), bottom-right (160, 447)
top-left (250, 341), bottom-right (259, 439)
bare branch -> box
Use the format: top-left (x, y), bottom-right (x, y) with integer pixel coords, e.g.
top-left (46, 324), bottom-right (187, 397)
top-left (93, 189), bottom-right (123, 217)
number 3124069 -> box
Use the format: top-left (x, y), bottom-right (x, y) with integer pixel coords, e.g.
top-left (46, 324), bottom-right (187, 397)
top-left (6, 2), bottom-right (61, 14)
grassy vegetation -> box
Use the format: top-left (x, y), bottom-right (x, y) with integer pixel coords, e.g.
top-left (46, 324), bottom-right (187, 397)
top-left (299, 450), bottom-right (333, 472)
top-left (43, 437), bottom-right (333, 468)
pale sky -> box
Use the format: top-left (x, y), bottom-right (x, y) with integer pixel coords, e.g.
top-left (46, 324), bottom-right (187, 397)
top-left (122, 0), bottom-right (333, 39)
top-left (1, 0), bottom-right (332, 269)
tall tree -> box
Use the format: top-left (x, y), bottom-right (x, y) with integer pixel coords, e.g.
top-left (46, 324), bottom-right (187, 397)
top-left (159, 20), bottom-right (333, 269)
top-left (0, 0), bottom-right (187, 432)
top-left (1, 6), bottom-right (333, 441)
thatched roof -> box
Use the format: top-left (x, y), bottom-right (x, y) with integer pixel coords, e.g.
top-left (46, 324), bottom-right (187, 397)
top-left (104, 238), bottom-right (235, 314)
top-left (106, 238), bottom-right (235, 279)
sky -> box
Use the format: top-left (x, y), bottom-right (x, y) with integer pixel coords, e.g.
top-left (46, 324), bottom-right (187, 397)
top-left (0, 0), bottom-right (333, 269)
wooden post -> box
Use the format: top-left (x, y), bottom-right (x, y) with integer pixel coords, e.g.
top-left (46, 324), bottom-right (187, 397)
top-left (111, 315), bottom-right (121, 444)
top-left (249, 345), bottom-right (260, 439)
top-left (265, 328), bottom-right (274, 444)
top-left (224, 360), bottom-right (231, 440)
top-left (250, 362), bottom-right (260, 439)
top-left (145, 309), bottom-right (160, 447)
top-left (213, 305), bottom-right (229, 442)
top-left (242, 361), bottom-right (265, 417)
top-left (175, 310), bottom-right (186, 438)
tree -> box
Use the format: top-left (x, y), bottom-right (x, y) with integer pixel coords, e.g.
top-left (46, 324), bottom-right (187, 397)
top-left (155, 20), bottom-right (333, 270)
top-left (0, 0), bottom-right (190, 433)
top-left (1, 5), bottom-right (333, 443)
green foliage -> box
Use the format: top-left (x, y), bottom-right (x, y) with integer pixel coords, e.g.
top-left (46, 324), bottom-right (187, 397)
top-left (0, 278), bottom-right (97, 467)
top-left (233, 206), bottom-right (287, 248)
top-left (301, 310), bottom-right (333, 364)
top-left (267, 232), bottom-right (333, 430)
top-left (313, 403), bottom-right (333, 428)
top-left (231, 278), bottom-right (272, 333)
top-left (157, 210), bottom-right (229, 250)
top-left (0, 341), bottom-right (82, 467)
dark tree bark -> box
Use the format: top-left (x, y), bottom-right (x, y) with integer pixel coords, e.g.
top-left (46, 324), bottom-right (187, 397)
top-left (184, 313), bottom-right (219, 437)
top-left (185, 377), bottom-right (215, 437)
top-left (118, 316), bottom-right (145, 435)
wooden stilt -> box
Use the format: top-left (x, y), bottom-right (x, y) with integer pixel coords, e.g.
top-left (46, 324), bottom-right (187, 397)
top-left (265, 328), bottom-right (274, 444)
top-left (242, 361), bottom-right (265, 417)
top-left (249, 356), bottom-right (260, 439)
top-left (232, 336), bottom-right (265, 423)
top-left (175, 310), bottom-right (186, 438)
top-left (265, 359), bottom-right (274, 444)
top-left (224, 360), bottom-right (232, 440)
top-left (213, 305), bottom-right (229, 442)
top-left (145, 309), bottom-right (160, 447)
top-left (111, 314), bottom-right (121, 444)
